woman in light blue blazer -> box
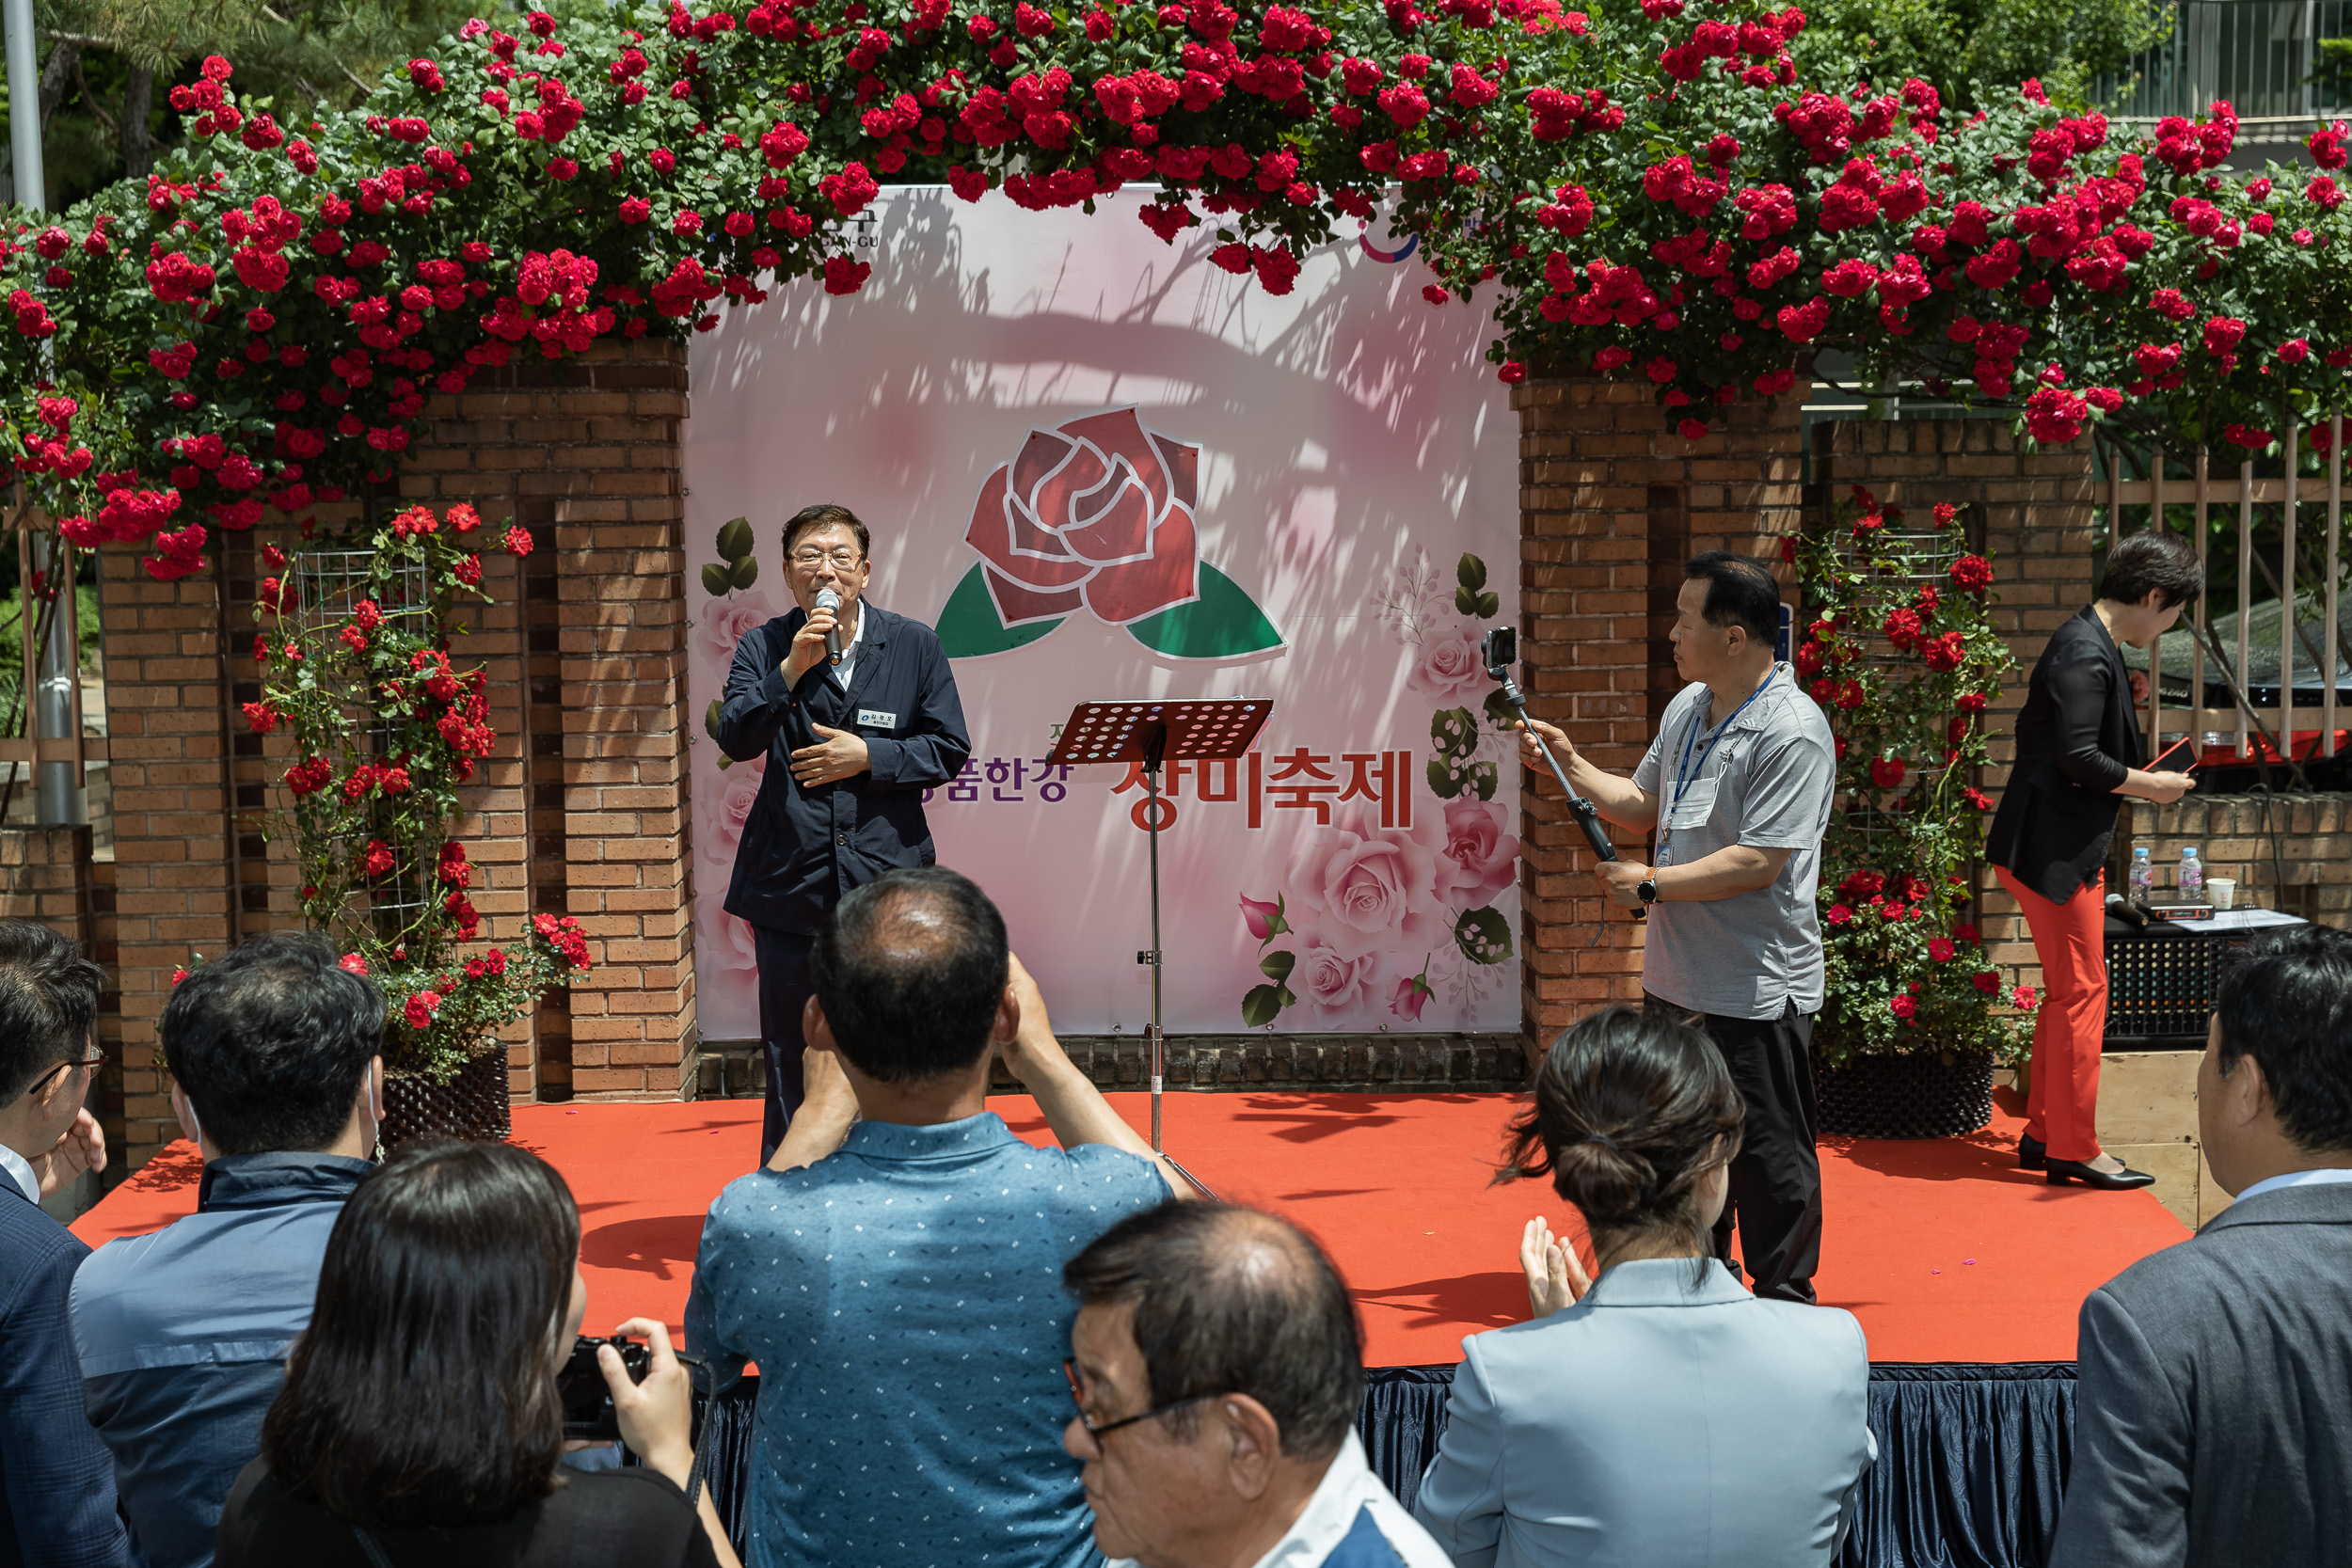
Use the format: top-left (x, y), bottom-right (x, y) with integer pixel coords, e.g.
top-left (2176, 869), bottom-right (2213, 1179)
top-left (1412, 1005), bottom-right (1874, 1567)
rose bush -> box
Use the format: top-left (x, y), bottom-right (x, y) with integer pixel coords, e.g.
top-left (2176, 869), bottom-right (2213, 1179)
top-left (1, 0), bottom-right (2347, 592)
top-left (964, 406), bottom-right (1201, 625)
top-left (251, 500), bottom-right (591, 1081)
top-left (1793, 488), bottom-right (2032, 1066)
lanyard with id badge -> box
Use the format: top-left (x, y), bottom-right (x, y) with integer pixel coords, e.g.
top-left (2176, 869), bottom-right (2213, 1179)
top-left (1658, 667), bottom-right (1783, 869)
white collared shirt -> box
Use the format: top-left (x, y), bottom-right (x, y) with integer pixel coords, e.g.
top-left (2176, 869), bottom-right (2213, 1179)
top-left (1110, 1433), bottom-right (1453, 1568)
top-left (0, 1140), bottom-right (41, 1204)
top-left (2231, 1165), bottom-right (2352, 1205)
top-left (828, 601), bottom-right (866, 689)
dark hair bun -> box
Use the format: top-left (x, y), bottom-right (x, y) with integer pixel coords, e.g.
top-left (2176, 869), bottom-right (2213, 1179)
top-left (1501, 1005), bottom-right (1744, 1243)
top-left (1545, 1137), bottom-right (1656, 1229)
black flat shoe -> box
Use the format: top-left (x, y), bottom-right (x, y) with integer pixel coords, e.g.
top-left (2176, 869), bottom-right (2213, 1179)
top-left (2018, 1134), bottom-right (2046, 1172)
top-left (2046, 1158), bottom-right (2155, 1190)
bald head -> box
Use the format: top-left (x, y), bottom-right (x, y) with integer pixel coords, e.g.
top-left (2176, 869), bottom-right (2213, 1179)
top-left (1065, 1202), bottom-right (1362, 1461)
top-left (810, 866), bottom-right (1010, 1082)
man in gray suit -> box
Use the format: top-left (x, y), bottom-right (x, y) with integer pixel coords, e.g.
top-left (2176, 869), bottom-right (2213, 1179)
top-left (2051, 925), bottom-right (2352, 1568)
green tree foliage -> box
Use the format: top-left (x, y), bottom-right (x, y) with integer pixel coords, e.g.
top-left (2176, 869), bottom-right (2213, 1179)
top-left (18, 0), bottom-right (492, 208)
top-left (1792, 0), bottom-right (2176, 113)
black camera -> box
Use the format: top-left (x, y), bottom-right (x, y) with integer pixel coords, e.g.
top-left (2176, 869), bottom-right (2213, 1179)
top-left (1480, 626), bottom-right (1517, 674)
top-left (557, 1334), bottom-right (652, 1442)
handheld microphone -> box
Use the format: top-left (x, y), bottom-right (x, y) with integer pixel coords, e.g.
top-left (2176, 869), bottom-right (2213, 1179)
top-left (814, 587), bottom-right (843, 665)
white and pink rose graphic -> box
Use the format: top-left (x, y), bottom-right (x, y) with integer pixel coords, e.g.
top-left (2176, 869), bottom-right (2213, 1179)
top-left (698, 753), bottom-right (767, 870)
top-left (1284, 810), bottom-right (1461, 962)
top-left (694, 588), bottom-right (777, 679)
top-left (1408, 621), bottom-right (1491, 705)
top-left (965, 406), bottom-right (1202, 626)
top-left (1236, 543), bottom-right (1517, 1029)
top-left (1438, 799), bottom-right (1521, 908)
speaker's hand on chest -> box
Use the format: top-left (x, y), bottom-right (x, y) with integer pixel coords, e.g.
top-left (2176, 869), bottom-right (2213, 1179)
top-left (790, 723), bottom-right (870, 786)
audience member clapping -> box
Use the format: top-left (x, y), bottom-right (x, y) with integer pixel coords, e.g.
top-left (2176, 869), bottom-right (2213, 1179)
top-left (0, 920), bottom-right (127, 1568)
top-left (2050, 926), bottom-right (2352, 1568)
top-left (1412, 1005), bottom-right (1874, 1567)
top-left (1061, 1202), bottom-right (1451, 1568)
top-left (215, 1139), bottom-right (737, 1567)
top-left (70, 931), bottom-right (382, 1568)
top-left (687, 865), bottom-right (1182, 1568)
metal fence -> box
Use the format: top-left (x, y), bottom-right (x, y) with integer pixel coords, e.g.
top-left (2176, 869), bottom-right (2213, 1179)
top-left (2104, 416), bottom-right (2350, 782)
top-left (2096, 0), bottom-right (2351, 125)
top-left (2, 495), bottom-right (94, 825)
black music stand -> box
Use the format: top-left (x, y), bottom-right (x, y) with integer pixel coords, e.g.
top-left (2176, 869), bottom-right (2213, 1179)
top-left (1047, 698), bottom-right (1274, 1198)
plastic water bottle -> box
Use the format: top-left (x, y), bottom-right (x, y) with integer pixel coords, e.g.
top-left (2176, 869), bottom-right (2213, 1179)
top-left (2178, 847), bottom-right (2205, 902)
top-left (2130, 847), bottom-right (2153, 903)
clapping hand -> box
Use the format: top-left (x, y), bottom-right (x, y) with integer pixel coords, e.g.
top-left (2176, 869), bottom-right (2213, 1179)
top-left (1518, 1215), bottom-right (1593, 1319)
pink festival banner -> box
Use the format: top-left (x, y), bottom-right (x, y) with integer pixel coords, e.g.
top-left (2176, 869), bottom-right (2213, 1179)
top-left (684, 185), bottom-right (1518, 1040)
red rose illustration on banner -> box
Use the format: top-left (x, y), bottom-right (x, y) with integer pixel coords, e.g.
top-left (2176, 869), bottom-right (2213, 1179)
top-left (940, 406), bottom-right (1281, 659)
top-left (967, 407), bottom-right (1200, 626)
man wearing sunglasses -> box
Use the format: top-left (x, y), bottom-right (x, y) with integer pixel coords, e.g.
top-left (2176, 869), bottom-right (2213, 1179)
top-left (716, 501), bottom-right (971, 1163)
top-left (0, 920), bottom-right (126, 1568)
top-left (1061, 1203), bottom-right (1450, 1568)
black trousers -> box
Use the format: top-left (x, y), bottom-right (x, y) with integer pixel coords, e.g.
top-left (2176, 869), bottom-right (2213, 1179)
top-left (1646, 992), bottom-right (1824, 1306)
top-left (755, 924), bottom-right (818, 1165)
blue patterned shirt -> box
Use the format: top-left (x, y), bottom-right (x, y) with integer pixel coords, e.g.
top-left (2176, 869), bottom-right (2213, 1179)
top-left (686, 1112), bottom-right (1169, 1568)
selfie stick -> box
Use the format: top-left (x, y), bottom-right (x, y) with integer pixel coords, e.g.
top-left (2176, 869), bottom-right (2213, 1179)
top-left (1485, 645), bottom-right (1637, 942)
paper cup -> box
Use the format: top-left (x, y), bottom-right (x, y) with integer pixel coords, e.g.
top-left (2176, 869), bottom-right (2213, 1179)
top-left (2206, 878), bottom-right (2235, 911)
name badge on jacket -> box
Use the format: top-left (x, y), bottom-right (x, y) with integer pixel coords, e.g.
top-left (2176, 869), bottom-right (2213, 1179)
top-left (856, 708), bottom-right (898, 729)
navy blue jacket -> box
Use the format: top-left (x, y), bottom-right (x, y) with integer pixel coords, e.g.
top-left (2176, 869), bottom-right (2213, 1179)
top-left (0, 1178), bottom-right (127, 1568)
top-left (717, 602), bottom-right (971, 934)
top-left (70, 1153), bottom-right (370, 1568)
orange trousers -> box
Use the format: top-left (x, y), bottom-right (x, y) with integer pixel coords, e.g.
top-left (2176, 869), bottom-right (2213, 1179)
top-left (1994, 867), bottom-right (2108, 1163)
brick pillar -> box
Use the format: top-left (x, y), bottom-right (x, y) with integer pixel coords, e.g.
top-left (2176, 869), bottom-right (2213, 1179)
top-left (1812, 417), bottom-right (2098, 994)
top-left (94, 547), bottom-right (244, 1164)
top-left (1515, 377), bottom-right (1808, 1058)
top-left (398, 341), bottom-right (696, 1098)
top-left (78, 338), bottom-right (700, 1172)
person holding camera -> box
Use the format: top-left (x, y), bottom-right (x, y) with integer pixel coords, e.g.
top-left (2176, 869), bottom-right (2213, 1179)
top-left (1515, 551), bottom-right (1835, 1306)
top-left (213, 1140), bottom-right (738, 1568)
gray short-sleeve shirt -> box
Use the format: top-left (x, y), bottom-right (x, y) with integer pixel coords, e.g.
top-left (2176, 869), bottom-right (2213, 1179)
top-left (1630, 672), bottom-right (1836, 1021)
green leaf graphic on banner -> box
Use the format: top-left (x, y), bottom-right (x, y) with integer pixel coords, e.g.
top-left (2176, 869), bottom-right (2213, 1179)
top-left (1125, 564), bottom-right (1283, 658)
top-left (1241, 979), bottom-right (1295, 1027)
top-left (1454, 906), bottom-right (1514, 965)
top-left (936, 563), bottom-right (1064, 658)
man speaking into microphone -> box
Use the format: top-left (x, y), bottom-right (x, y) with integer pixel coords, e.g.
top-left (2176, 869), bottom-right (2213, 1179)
top-left (716, 503), bottom-right (971, 1161)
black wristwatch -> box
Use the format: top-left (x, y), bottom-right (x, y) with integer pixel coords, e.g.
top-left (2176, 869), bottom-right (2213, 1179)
top-left (1638, 878), bottom-right (1659, 904)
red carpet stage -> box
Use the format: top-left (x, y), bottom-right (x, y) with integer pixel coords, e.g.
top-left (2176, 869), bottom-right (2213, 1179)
top-left (73, 1086), bottom-right (2188, 1365)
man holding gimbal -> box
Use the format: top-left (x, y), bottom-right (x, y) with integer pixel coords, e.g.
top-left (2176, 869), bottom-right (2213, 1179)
top-left (1517, 551), bottom-right (1835, 1305)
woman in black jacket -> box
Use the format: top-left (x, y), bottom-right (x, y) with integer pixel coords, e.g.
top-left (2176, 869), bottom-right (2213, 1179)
top-left (215, 1140), bottom-right (739, 1568)
top-left (1986, 532), bottom-right (2202, 1190)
